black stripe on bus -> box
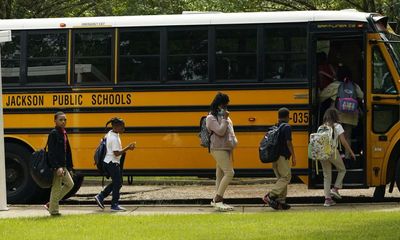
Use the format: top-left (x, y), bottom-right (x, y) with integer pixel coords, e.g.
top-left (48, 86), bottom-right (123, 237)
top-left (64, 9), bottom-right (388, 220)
top-left (4, 104), bottom-right (310, 114)
top-left (4, 125), bottom-right (308, 135)
top-left (3, 82), bottom-right (309, 94)
top-left (76, 168), bottom-right (310, 177)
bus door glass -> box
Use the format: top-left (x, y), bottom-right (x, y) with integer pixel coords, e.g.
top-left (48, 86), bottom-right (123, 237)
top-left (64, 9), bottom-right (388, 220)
top-left (366, 33), bottom-right (400, 186)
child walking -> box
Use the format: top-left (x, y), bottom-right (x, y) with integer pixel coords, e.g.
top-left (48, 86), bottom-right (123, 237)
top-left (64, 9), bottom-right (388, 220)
top-left (320, 108), bottom-right (355, 206)
top-left (94, 117), bottom-right (136, 212)
top-left (206, 92), bottom-right (238, 211)
top-left (263, 108), bottom-right (296, 210)
top-left (45, 111), bottom-right (74, 216)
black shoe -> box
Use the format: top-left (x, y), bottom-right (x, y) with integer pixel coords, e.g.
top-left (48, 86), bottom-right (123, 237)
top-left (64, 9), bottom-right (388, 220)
top-left (279, 202), bottom-right (291, 210)
top-left (263, 193), bottom-right (280, 210)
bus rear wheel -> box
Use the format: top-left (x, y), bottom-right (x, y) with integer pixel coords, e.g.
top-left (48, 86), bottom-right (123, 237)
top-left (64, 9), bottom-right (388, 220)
top-left (5, 143), bottom-right (40, 203)
top-left (62, 174), bottom-right (84, 200)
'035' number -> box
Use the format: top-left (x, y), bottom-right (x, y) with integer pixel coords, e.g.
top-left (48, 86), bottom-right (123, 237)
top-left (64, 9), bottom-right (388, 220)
top-left (291, 112), bottom-right (309, 124)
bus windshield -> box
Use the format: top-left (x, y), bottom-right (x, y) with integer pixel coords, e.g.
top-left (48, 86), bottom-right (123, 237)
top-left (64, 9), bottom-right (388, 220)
top-left (384, 32), bottom-right (400, 75)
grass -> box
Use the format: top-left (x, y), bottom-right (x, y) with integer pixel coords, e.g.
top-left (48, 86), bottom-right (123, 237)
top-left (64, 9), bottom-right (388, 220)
top-left (1, 211), bottom-right (400, 240)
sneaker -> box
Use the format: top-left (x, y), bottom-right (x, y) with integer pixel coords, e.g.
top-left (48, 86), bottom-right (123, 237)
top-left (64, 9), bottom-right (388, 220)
top-left (223, 203), bottom-right (234, 211)
top-left (210, 200), bottom-right (216, 207)
top-left (43, 202), bottom-right (50, 212)
top-left (324, 198), bottom-right (336, 207)
top-left (111, 205), bottom-right (127, 212)
top-left (94, 195), bottom-right (105, 209)
top-left (279, 202), bottom-right (291, 210)
top-left (262, 194), bottom-right (280, 210)
top-left (330, 188), bottom-right (342, 199)
top-left (214, 202), bottom-right (230, 212)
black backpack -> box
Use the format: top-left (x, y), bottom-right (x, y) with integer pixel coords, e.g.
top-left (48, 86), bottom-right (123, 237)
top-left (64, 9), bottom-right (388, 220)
top-left (259, 123), bottom-right (286, 163)
top-left (94, 137), bottom-right (108, 176)
top-left (30, 147), bottom-right (53, 188)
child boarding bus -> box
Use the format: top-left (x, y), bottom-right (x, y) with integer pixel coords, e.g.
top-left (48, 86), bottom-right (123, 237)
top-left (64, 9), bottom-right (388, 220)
top-left (0, 10), bottom-right (399, 203)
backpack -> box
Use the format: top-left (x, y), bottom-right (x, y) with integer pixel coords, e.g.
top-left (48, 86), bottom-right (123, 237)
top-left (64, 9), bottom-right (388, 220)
top-left (199, 115), bottom-right (213, 152)
top-left (336, 81), bottom-right (358, 113)
top-left (94, 137), bottom-right (108, 176)
top-left (308, 124), bottom-right (336, 162)
top-left (30, 147), bottom-right (53, 189)
top-left (259, 123), bottom-right (286, 163)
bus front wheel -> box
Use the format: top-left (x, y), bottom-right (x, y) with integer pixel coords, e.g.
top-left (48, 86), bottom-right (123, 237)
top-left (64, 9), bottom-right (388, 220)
top-left (5, 143), bottom-right (40, 203)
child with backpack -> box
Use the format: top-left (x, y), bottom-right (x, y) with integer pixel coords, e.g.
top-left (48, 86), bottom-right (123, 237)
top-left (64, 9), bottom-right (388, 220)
top-left (262, 108), bottom-right (296, 210)
top-left (44, 111), bottom-right (74, 216)
top-left (320, 65), bottom-right (364, 160)
top-left (319, 108), bottom-right (356, 206)
top-left (206, 92), bottom-right (238, 211)
top-left (94, 117), bottom-right (136, 212)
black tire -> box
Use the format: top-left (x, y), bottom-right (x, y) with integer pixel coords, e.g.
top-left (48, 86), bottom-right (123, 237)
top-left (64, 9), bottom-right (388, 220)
top-left (62, 174), bottom-right (84, 200)
top-left (395, 159), bottom-right (400, 193)
top-left (5, 143), bottom-right (40, 203)
top-left (373, 185), bottom-right (386, 202)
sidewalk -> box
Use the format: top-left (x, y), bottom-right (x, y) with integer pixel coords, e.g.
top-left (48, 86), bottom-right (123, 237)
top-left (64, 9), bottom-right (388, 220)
top-left (1, 203), bottom-right (400, 219)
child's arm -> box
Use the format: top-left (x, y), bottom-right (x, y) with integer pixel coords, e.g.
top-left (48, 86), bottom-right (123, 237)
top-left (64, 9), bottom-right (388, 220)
top-left (113, 142), bottom-right (136, 156)
top-left (287, 140), bottom-right (296, 166)
top-left (339, 134), bottom-right (356, 160)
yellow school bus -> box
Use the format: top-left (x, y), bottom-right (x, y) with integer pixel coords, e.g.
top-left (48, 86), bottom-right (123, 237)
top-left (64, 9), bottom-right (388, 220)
top-left (1, 10), bottom-right (399, 203)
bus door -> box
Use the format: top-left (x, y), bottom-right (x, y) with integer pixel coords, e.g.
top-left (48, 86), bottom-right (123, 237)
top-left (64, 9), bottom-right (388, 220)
top-left (308, 32), bottom-right (367, 189)
top-left (366, 33), bottom-right (400, 188)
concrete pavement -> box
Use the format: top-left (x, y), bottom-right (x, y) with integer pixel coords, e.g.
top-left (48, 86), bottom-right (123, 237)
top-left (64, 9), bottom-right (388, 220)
top-left (1, 202), bottom-right (400, 219)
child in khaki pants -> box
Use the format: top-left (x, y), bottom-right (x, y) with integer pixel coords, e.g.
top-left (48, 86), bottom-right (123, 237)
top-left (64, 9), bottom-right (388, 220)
top-left (263, 108), bottom-right (296, 210)
top-left (44, 112), bottom-right (74, 216)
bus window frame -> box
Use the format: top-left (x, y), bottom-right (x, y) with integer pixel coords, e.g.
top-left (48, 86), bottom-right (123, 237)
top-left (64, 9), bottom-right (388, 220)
top-left (71, 28), bottom-right (115, 86)
top-left (263, 23), bottom-right (308, 83)
top-left (214, 24), bottom-right (258, 83)
top-left (25, 29), bottom-right (69, 86)
top-left (1, 30), bottom-right (21, 87)
top-left (165, 25), bottom-right (210, 84)
top-left (118, 27), bottom-right (162, 85)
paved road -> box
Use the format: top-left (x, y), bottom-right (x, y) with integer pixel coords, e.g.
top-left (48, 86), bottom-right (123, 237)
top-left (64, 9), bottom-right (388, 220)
top-left (69, 180), bottom-right (400, 202)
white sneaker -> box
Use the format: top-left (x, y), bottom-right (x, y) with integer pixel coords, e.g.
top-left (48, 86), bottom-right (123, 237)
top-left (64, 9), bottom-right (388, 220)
top-left (223, 203), bottom-right (234, 211)
top-left (214, 202), bottom-right (230, 211)
top-left (210, 200), bottom-right (216, 207)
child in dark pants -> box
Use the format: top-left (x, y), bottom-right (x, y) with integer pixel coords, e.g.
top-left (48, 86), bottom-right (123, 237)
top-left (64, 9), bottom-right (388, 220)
top-left (94, 117), bottom-right (135, 212)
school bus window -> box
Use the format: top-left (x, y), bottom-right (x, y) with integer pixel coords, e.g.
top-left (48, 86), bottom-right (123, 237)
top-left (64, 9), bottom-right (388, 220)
top-left (372, 47), bottom-right (397, 94)
top-left (26, 31), bottom-right (67, 84)
top-left (373, 104), bottom-right (399, 133)
top-left (264, 26), bottom-right (307, 80)
top-left (119, 30), bottom-right (160, 82)
top-left (1, 32), bottom-right (20, 85)
top-left (73, 30), bottom-right (113, 84)
top-left (385, 32), bottom-right (400, 75)
top-left (167, 28), bottom-right (208, 82)
top-left (215, 27), bottom-right (257, 81)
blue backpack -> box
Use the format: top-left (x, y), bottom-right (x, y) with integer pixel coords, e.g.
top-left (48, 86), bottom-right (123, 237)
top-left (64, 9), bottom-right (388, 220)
top-left (94, 137), bottom-right (108, 176)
